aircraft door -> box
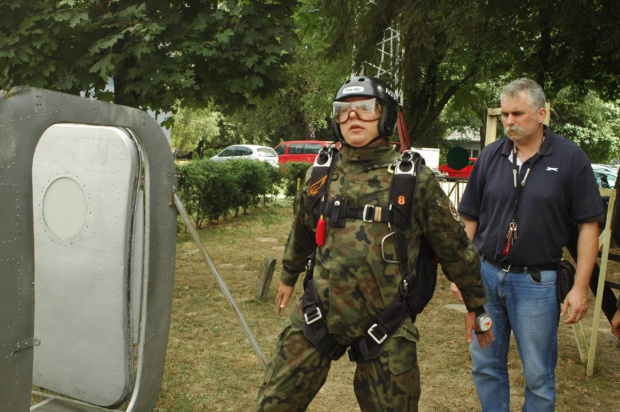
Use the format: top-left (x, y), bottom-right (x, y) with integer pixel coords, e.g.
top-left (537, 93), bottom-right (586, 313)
top-left (32, 124), bottom-right (141, 407)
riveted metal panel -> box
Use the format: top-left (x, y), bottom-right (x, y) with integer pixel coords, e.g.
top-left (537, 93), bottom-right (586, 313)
top-left (0, 88), bottom-right (177, 412)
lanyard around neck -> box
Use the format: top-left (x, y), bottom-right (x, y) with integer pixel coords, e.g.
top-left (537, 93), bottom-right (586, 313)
top-left (510, 133), bottom-right (544, 216)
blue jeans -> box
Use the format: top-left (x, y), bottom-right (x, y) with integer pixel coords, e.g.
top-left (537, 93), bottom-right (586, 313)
top-left (471, 260), bottom-right (559, 412)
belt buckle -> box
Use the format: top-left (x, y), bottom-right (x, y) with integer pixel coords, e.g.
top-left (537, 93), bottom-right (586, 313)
top-left (367, 324), bottom-right (388, 345)
top-left (362, 204), bottom-right (375, 222)
top-left (304, 307), bottom-right (323, 325)
top-left (503, 263), bottom-right (512, 273)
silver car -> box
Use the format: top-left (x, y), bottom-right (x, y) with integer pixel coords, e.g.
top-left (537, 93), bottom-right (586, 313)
top-left (591, 164), bottom-right (617, 189)
top-left (210, 144), bottom-right (279, 168)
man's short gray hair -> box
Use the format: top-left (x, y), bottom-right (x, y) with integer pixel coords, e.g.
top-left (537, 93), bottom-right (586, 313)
top-left (500, 78), bottom-right (546, 110)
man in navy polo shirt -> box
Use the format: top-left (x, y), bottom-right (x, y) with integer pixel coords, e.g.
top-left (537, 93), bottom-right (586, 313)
top-left (452, 78), bottom-right (604, 412)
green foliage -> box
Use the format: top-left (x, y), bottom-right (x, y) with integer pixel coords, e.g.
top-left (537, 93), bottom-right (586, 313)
top-left (222, 160), bottom-right (271, 215)
top-left (552, 88), bottom-right (620, 163)
top-left (0, 0), bottom-right (299, 111)
top-left (202, 148), bottom-right (217, 159)
top-left (281, 162), bottom-right (312, 197)
top-left (264, 163), bottom-right (285, 200)
top-left (317, 0), bottom-right (620, 146)
top-left (177, 159), bottom-right (236, 227)
top-left (176, 159), bottom-right (283, 227)
top-left (171, 104), bottom-right (223, 155)
top-left (223, 0), bottom-right (350, 148)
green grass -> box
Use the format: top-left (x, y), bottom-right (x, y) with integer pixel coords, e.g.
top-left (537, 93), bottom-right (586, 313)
top-left (160, 199), bottom-right (620, 412)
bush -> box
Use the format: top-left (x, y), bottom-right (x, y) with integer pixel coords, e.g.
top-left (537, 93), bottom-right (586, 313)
top-left (281, 162), bottom-right (312, 197)
top-left (264, 162), bottom-right (284, 201)
top-left (223, 160), bottom-right (270, 215)
top-left (176, 159), bottom-right (284, 226)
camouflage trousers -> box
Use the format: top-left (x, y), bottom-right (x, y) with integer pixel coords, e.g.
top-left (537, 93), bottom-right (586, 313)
top-left (255, 308), bottom-right (420, 412)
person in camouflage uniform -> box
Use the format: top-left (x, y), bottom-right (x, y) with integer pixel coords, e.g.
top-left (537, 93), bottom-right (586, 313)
top-left (255, 76), bottom-right (492, 412)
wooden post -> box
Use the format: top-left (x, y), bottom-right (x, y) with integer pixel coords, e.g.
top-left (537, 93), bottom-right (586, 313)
top-left (255, 257), bottom-right (277, 302)
top-left (586, 188), bottom-right (616, 376)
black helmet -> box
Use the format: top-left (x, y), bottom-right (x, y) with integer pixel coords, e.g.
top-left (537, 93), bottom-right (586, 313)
top-left (332, 76), bottom-right (399, 142)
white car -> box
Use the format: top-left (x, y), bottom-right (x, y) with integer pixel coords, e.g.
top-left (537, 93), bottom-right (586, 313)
top-left (210, 144), bottom-right (279, 168)
top-left (591, 165), bottom-right (617, 189)
top-left (592, 163), bottom-right (618, 174)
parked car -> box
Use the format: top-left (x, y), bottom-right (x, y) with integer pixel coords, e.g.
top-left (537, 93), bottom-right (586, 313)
top-left (592, 166), bottom-right (617, 189)
top-left (210, 144), bottom-right (279, 168)
top-left (592, 163), bottom-right (619, 174)
top-left (438, 157), bottom-right (477, 179)
top-left (273, 140), bottom-right (333, 165)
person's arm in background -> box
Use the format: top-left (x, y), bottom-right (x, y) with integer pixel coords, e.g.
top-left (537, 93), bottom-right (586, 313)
top-left (561, 221), bottom-right (599, 324)
top-left (450, 216), bottom-right (478, 302)
top-left (418, 172), bottom-right (491, 347)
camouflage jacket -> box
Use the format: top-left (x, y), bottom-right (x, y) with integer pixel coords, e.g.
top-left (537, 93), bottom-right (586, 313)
top-left (281, 143), bottom-right (486, 345)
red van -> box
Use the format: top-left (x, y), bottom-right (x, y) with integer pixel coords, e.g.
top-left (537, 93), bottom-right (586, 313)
top-left (274, 140), bottom-right (333, 165)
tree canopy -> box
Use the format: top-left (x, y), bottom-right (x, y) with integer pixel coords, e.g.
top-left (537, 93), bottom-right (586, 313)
top-left (318, 0), bottom-right (620, 148)
top-left (0, 0), bottom-right (299, 111)
top-left (2, 0), bottom-right (618, 161)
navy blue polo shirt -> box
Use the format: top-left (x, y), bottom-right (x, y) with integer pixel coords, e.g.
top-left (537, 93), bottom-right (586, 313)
top-left (458, 126), bottom-right (605, 266)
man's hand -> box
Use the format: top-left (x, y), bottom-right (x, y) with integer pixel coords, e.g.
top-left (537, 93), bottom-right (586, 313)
top-left (275, 282), bottom-right (294, 314)
top-left (561, 286), bottom-right (589, 324)
top-left (611, 308), bottom-right (620, 340)
top-left (466, 311), bottom-right (494, 348)
top-left (450, 282), bottom-right (464, 302)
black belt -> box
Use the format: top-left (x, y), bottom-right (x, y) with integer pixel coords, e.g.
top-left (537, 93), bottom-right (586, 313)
top-left (483, 256), bottom-right (557, 273)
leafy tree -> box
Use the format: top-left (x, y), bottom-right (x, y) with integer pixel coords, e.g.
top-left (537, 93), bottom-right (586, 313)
top-left (224, 0), bottom-right (349, 147)
top-left (318, 0), bottom-right (502, 143)
top-left (171, 103), bottom-right (222, 155)
top-left (552, 89), bottom-right (620, 163)
top-left (486, 0), bottom-right (620, 100)
top-left (317, 0), bottom-right (620, 147)
top-left (0, 0), bottom-right (299, 112)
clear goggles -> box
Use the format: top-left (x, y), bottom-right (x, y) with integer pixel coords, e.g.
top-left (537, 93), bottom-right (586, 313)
top-left (332, 98), bottom-right (382, 124)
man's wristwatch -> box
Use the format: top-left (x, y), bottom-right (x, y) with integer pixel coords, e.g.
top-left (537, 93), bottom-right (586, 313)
top-left (473, 307), bottom-right (492, 333)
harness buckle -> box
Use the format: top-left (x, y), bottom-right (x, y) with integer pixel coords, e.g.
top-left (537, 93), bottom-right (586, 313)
top-left (381, 232), bottom-right (400, 264)
top-left (394, 151), bottom-right (416, 176)
top-left (304, 307), bottom-right (323, 325)
top-left (362, 204), bottom-right (375, 222)
top-left (313, 147), bottom-right (334, 168)
top-left (367, 324), bottom-right (388, 345)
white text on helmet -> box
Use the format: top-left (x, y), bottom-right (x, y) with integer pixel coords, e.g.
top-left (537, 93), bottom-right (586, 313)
top-left (342, 86), bottom-right (365, 94)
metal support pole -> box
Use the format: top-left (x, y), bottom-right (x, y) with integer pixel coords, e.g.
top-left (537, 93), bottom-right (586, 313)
top-left (173, 193), bottom-right (268, 370)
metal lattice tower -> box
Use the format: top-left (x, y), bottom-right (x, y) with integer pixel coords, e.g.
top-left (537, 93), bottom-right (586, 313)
top-left (361, 26), bottom-right (405, 104)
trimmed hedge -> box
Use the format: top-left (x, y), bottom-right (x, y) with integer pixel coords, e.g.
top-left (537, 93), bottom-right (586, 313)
top-left (176, 159), bottom-right (305, 227)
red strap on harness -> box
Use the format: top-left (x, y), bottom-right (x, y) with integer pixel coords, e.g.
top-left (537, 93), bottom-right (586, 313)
top-left (397, 107), bottom-right (411, 153)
